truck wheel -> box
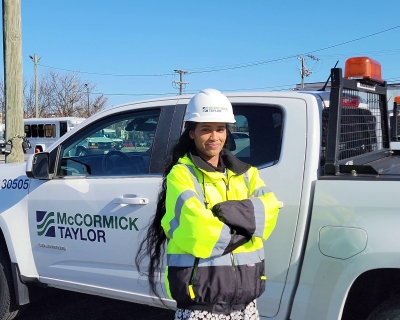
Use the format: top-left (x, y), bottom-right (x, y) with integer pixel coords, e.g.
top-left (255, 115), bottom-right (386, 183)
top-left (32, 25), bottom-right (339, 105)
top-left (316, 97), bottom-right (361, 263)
top-left (367, 295), bottom-right (400, 320)
top-left (0, 251), bottom-right (20, 320)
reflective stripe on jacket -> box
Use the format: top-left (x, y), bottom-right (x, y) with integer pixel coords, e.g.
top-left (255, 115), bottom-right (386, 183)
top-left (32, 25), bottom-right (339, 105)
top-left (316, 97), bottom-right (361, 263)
top-left (161, 149), bottom-right (280, 314)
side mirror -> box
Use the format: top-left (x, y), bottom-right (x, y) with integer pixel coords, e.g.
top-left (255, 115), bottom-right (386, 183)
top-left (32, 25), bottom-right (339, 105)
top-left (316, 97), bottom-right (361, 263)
top-left (26, 152), bottom-right (51, 179)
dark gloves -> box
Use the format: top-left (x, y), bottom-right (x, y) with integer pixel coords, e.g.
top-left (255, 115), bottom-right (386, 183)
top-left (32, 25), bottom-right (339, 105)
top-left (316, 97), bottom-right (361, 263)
top-left (212, 200), bottom-right (256, 237)
top-left (211, 204), bottom-right (224, 222)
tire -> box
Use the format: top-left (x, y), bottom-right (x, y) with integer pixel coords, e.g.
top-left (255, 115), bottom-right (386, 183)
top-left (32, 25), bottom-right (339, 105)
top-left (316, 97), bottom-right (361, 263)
top-left (0, 250), bottom-right (21, 320)
top-left (367, 295), bottom-right (400, 320)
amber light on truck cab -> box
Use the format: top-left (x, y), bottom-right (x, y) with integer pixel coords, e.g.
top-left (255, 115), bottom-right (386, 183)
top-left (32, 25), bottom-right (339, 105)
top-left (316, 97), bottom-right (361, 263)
top-left (344, 56), bottom-right (383, 83)
top-left (333, 56), bottom-right (383, 109)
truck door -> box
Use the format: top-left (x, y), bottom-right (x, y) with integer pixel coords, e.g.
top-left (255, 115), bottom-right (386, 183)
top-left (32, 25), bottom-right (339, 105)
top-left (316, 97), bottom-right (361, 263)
top-left (175, 96), bottom-right (308, 317)
top-left (28, 102), bottom-right (177, 302)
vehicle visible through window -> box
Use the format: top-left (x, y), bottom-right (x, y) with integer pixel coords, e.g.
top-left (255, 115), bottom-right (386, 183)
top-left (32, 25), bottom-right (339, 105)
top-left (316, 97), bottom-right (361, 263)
top-left (231, 132), bottom-right (249, 139)
top-left (230, 105), bottom-right (283, 167)
top-left (24, 117), bottom-right (86, 153)
top-left (57, 109), bottom-right (160, 177)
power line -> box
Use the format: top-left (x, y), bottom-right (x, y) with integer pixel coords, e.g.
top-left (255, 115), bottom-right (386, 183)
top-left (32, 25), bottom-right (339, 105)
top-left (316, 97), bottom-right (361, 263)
top-left (92, 92), bottom-right (180, 96)
top-left (188, 25), bottom-right (400, 74)
top-left (38, 64), bottom-right (175, 77)
top-left (92, 83), bottom-right (299, 97)
top-left (305, 25), bottom-right (400, 55)
top-left (93, 77), bottom-right (400, 98)
top-left (316, 48), bottom-right (400, 59)
top-left (38, 25), bottom-right (400, 78)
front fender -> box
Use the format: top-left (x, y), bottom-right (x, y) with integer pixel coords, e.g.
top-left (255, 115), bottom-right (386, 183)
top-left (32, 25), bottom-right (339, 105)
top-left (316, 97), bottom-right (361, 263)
top-left (0, 162), bottom-right (38, 278)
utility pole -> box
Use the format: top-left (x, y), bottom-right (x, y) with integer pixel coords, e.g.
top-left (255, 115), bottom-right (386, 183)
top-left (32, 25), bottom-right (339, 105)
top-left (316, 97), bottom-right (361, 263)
top-left (3, 0), bottom-right (24, 163)
top-left (173, 69), bottom-right (189, 95)
top-left (84, 83), bottom-right (90, 117)
top-left (298, 54), bottom-right (319, 88)
top-left (71, 72), bottom-right (75, 115)
top-left (29, 54), bottom-right (40, 118)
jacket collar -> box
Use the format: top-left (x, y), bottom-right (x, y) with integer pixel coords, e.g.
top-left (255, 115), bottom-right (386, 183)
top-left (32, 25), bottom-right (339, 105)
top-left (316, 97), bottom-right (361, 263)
top-left (187, 147), bottom-right (251, 175)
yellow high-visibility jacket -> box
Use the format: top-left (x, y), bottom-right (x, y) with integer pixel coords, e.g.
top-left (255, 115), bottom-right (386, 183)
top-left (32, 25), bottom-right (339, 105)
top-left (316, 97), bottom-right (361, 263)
top-left (161, 149), bottom-right (280, 314)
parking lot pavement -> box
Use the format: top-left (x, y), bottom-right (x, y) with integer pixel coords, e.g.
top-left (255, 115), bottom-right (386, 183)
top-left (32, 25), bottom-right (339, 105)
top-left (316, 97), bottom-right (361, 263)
top-left (17, 288), bottom-right (175, 320)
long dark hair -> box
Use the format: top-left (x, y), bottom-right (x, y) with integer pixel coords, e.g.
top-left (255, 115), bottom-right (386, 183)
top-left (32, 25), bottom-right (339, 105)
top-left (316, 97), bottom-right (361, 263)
top-left (135, 121), bottom-right (197, 301)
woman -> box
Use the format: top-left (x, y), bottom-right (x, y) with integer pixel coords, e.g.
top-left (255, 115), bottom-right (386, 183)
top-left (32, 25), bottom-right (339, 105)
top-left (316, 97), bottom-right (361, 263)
top-left (136, 88), bottom-right (281, 320)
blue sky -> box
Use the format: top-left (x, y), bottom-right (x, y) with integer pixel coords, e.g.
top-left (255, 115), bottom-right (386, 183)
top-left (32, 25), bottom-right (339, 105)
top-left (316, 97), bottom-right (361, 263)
top-left (8, 1), bottom-right (400, 107)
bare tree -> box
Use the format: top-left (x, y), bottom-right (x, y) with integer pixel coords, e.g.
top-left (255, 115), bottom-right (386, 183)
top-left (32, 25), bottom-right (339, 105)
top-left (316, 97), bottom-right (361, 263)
top-left (2, 70), bottom-right (108, 120)
top-left (23, 69), bottom-right (107, 118)
top-left (70, 81), bottom-right (107, 118)
top-left (74, 90), bottom-right (107, 118)
top-left (44, 70), bottom-right (107, 118)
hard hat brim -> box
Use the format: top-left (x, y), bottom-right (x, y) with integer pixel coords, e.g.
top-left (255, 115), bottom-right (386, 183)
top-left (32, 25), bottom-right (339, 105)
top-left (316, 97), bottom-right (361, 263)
top-left (184, 115), bottom-right (236, 123)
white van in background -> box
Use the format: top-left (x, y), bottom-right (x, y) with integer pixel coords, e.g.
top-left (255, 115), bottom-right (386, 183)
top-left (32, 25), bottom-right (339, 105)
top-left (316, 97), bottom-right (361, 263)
top-left (0, 135), bottom-right (4, 154)
top-left (24, 117), bottom-right (85, 153)
top-left (0, 124), bottom-right (5, 153)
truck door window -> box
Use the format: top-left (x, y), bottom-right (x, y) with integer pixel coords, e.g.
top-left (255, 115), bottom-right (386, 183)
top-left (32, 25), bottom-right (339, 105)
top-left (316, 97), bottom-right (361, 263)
top-left (228, 115), bottom-right (250, 158)
top-left (232, 105), bottom-right (283, 167)
top-left (57, 109), bottom-right (161, 177)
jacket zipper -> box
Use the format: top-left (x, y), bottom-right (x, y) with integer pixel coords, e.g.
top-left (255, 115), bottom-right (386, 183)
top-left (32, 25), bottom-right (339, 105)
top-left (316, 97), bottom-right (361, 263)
top-left (228, 174), bottom-right (243, 311)
top-left (225, 175), bottom-right (232, 200)
top-left (209, 171), bottom-right (240, 309)
top-left (229, 252), bottom-right (238, 311)
top-left (188, 257), bottom-right (199, 300)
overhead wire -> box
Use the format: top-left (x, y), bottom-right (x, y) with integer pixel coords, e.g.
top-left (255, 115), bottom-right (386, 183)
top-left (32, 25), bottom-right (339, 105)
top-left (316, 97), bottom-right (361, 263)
top-left (38, 65), bottom-right (175, 77)
top-left (92, 82), bottom-right (300, 98)
top-left (93, 77), bottom-right (400, 98)
top-left (37, 25), bottom-right (400, 98)
top-left (39, 25), bottom-right (400, 77)
top-left (92, 92), bottom-right (179, 96)
top-left (179, 25), bottom-right (400, 74)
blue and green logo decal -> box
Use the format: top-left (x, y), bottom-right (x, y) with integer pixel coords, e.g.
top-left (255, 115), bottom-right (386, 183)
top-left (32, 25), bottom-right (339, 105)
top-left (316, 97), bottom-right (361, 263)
top-left (36, 211), bottom-right (55, 237)
top-left (35, 210), bottom-right (139, 243)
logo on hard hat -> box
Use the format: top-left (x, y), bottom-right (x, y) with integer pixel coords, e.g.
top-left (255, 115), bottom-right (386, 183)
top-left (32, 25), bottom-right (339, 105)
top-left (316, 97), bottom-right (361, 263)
top-left (202, 106), bottom-right (228, 113)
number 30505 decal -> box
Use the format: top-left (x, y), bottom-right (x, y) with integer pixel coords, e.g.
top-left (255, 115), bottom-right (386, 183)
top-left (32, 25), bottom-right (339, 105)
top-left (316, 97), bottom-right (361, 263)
top-left (1, 179), bottom-right (30, 190)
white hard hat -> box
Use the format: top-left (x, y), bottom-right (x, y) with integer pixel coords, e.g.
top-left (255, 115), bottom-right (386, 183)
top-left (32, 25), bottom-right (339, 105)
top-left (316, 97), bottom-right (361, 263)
top-left (184, 88), bottom-right (236, 123)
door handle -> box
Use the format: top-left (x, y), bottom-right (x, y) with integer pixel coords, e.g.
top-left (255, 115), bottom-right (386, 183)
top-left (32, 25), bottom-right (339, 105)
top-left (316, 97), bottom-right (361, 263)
top-left (114, 195), bottom-right (149, 205)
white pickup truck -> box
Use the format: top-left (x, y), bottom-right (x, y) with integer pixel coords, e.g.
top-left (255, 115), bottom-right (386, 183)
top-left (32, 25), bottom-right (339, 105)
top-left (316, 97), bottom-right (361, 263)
top-left (1, 57), bottom-right (399, 320)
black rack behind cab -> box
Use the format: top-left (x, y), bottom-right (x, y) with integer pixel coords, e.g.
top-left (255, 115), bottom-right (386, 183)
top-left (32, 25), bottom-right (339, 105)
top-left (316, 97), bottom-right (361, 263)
top-left (390, 99), bottom-right (400, 143)
top-left (323, 67), bottom-right (391, 175)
